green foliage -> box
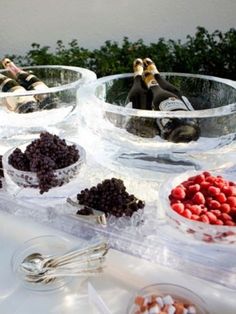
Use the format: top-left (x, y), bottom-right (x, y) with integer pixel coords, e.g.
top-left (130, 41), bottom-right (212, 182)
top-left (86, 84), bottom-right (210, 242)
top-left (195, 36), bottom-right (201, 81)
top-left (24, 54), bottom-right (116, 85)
top-left (1, 27), bottom-right (236, 80)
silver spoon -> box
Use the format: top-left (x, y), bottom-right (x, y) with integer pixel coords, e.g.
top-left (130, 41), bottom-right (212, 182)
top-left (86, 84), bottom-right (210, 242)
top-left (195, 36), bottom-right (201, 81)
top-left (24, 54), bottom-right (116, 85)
top-left (20, 241), bottom-right (108, 275)
top-left (25, 265), bottom-right (104, 284)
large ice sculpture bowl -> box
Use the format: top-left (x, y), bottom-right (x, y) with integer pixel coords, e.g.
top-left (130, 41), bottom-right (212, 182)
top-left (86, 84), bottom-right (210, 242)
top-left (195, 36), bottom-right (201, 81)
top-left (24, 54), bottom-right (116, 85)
top-left (77, 73), bottom-right (236, 180)
top-left (0, 65), bottom-right (96, 146)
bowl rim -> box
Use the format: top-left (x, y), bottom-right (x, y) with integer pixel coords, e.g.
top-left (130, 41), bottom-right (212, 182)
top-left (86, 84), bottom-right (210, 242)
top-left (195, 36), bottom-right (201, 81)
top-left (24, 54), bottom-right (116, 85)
top-left (160, 170), bottom-right (236, 232)
top-left (79, 72), bottom-right (236, 119)
top-left (127, 282), bottom-right (209, 314)
top-left (2, 140), bottom-right (86, 177)
top-left (0, 65), bottom-right (96, 98)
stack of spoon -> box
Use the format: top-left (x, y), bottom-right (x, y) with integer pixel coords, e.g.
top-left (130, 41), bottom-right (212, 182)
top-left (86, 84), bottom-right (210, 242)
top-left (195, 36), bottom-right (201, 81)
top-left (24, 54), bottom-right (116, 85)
top-left (19, 241), bottom-right (109, 284)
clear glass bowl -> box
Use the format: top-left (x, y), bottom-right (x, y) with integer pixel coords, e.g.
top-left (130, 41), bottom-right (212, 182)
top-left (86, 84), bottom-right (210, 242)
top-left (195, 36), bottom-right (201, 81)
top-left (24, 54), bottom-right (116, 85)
top-left (127, 283), bottom-right (209, 314)
top-left (77, 73), bottom-right (236, 180)
top-left (11, 235), bottom-right (73, 291)
top-left (2, 141), bottom-right (86, 190)
top-left (0, 65), bottom-right (96, 148)
top-left (159, 170), bottom-right (236, 244)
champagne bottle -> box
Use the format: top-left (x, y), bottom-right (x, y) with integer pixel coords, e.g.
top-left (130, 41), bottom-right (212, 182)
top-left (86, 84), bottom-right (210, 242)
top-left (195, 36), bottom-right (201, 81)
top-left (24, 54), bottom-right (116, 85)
top-left (127, 58), bottom-right (152, 110)
top-left (0, 73), bottom-right (38, 113)
top-left (143, 71), bottom-right (200, 143)
top-left (2, 58), bottom-right (57, 110)
top-left (143, 58), bottom-right (182, 99)
top-left (126, 59), bottom-right (159, 137)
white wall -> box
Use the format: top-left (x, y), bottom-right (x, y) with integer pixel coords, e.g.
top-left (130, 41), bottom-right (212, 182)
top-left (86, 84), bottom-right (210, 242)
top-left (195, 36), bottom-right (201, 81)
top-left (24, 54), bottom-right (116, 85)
top-left (0, 0), bottom-right (235, 57)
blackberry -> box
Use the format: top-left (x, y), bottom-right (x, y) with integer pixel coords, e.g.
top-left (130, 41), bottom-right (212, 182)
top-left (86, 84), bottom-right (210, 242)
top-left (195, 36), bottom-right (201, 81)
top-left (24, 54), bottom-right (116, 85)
top-left (77, 178), bottom-right (145, 218)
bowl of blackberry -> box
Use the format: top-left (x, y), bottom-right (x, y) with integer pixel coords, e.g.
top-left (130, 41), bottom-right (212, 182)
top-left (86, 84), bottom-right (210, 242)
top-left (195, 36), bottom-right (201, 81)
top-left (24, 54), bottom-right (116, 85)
top-left (2, 132), bottom-right (86, 194)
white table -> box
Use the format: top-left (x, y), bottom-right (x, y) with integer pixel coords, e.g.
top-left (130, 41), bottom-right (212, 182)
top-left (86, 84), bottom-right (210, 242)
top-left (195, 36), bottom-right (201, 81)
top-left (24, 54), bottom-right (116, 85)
top-left (0, 211), bottom-right (235, 314)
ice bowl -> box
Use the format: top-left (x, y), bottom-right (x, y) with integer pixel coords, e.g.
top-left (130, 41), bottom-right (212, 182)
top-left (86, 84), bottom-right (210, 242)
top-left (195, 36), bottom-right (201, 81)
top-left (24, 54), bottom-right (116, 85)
top-left (0, 65), bottom-right (96, 147)
top-left (159, 170), bottom-right (236, 244)
top-left (77, 73), bottom-right (236, 180)
top-left (127, 283), bottom-right (209, 314)
top-left (2, 141), bottom-right (86, 191)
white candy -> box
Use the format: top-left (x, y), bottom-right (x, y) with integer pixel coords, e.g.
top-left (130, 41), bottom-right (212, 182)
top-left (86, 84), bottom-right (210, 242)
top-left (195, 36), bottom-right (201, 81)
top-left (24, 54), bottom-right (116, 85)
top-left (149, 304), bottom-right (161, 314)
top-left (156, 297), bottom-right (164, 308)
top-left (163, 295), bottom-right (174, 305)
top-left (187, 305), bottom-right (197, 314)
top-left (144, 296), bottom-right (152, 306)
top-left (167, 305), bottom-right (176, 314)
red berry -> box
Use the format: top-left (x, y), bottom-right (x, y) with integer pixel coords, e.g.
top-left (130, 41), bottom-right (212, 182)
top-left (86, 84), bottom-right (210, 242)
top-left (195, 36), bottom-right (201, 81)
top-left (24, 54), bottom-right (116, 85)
top-left (216, 193), bottom-right (227, 203)
top-left (210, 209), bottom-right (221, 217)
top-left (220, 213), bottom-right (232, 222)
top-left (172, 203), bottom-right (184, 214)
top-left (214, 177), bottom-right (225, 189)
top-left (203, 171), bottom-right (211, 177)
top-left (171, 186), bottom-right (186, 200)
top-left (194, 174), bottom-right (205, 184)
top-left (209, 200), bottom-right (221, 209)
top-left (200, 214), bottom-right (210, 224)
top-left (220, 203), bottom-right (231, 214)
top-left (206, 176), bottom-right (216, 184)
top-left (182, 180), bottom-right (194, 188)
top-left (206, 212), bottom-right (217, 223)
top-left (225, 220), bottom-right (235, 226)
top-left (188, 184), bottom-right (200, 193)
top-left (200, 181), bottom-right (211, 191)
top-left (183, 209), bottom-right (192, 219)
top-left (191, 214), bottom-right (200, 221)
top-left (215, 219), bottom-right (224, 225)
top-left (192, 192), bottom-right (205, 205)
top-left (189, 205), bottom-right (202, 215)
top-left (221, 186), bottom-right (232, 196)
top-left (208, 186), bottom-right (220, 196)
top-left (227, 196), bottom-right (236, 208)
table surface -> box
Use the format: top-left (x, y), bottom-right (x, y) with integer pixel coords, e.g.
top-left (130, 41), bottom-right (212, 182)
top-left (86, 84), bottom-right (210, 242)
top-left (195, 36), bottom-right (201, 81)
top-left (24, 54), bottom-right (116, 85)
top-left (0, 210), bottom-right (235, 314)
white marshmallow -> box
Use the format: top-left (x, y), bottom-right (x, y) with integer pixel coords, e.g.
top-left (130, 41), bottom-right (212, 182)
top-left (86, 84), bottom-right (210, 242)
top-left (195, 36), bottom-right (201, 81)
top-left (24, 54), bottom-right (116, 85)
top-left (163, 295), bottom-right (174, 305)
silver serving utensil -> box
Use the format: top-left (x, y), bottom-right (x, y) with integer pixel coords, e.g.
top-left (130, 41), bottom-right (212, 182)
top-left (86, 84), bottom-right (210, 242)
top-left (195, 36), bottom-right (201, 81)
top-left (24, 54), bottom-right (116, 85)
top-left (25, 265), bottom-right (104, 284)
top-left (20, 241), bottom-right (109, 277)
top-left (66, 198), bottom-right (107, 225)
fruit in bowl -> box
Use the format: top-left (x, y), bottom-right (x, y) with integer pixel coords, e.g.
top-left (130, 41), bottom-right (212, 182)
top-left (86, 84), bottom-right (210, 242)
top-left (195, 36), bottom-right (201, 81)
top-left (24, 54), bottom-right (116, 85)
top-left (159, 170), bottom-right (236, 243)
top-left (2, 132), bottom-right (86, 194)
top-left (127, 283), bottom-right (209, 314)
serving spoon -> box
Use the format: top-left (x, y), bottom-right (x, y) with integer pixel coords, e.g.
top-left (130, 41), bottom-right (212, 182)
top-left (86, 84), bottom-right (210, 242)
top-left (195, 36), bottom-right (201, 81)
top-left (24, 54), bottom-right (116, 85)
top-left (19, 241), bottom-right (109, 277)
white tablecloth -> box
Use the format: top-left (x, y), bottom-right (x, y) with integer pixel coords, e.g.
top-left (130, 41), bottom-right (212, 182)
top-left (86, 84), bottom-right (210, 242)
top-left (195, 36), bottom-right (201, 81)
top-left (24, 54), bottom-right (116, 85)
top-left (0, 211), bottom-right (235, 314)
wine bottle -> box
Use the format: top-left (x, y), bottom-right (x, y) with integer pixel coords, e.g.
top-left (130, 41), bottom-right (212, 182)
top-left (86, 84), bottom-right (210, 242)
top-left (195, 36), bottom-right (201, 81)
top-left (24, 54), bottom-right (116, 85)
top-left (127, 58), bottom-right (152, 110)
top-left (0, 73), bottom-right (38, 113)
top-left (143, 71), bottom-right (200, 143)
top-left (2, 58), bottom-right (57, 110)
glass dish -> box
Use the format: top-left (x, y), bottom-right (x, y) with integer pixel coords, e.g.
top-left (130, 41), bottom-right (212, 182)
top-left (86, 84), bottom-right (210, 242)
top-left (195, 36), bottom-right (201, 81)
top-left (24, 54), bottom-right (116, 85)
top-left (2, 141), bottom-right (86, 190)
top-left (127, 283), bottom-right (209, 314)
top-left (77, 73), bottom-right (236, 180)
top-left (11, 235), bottom-right (73, 291)
top-left (0, 65), bottom-right (96, 148)
top-left (159, 170), bottom-right (236, 244)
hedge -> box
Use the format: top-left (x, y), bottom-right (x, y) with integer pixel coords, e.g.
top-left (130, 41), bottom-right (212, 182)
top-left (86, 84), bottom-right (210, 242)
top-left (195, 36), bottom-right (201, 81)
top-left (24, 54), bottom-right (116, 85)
top-left (1, 27), bottom-right (236, 80)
